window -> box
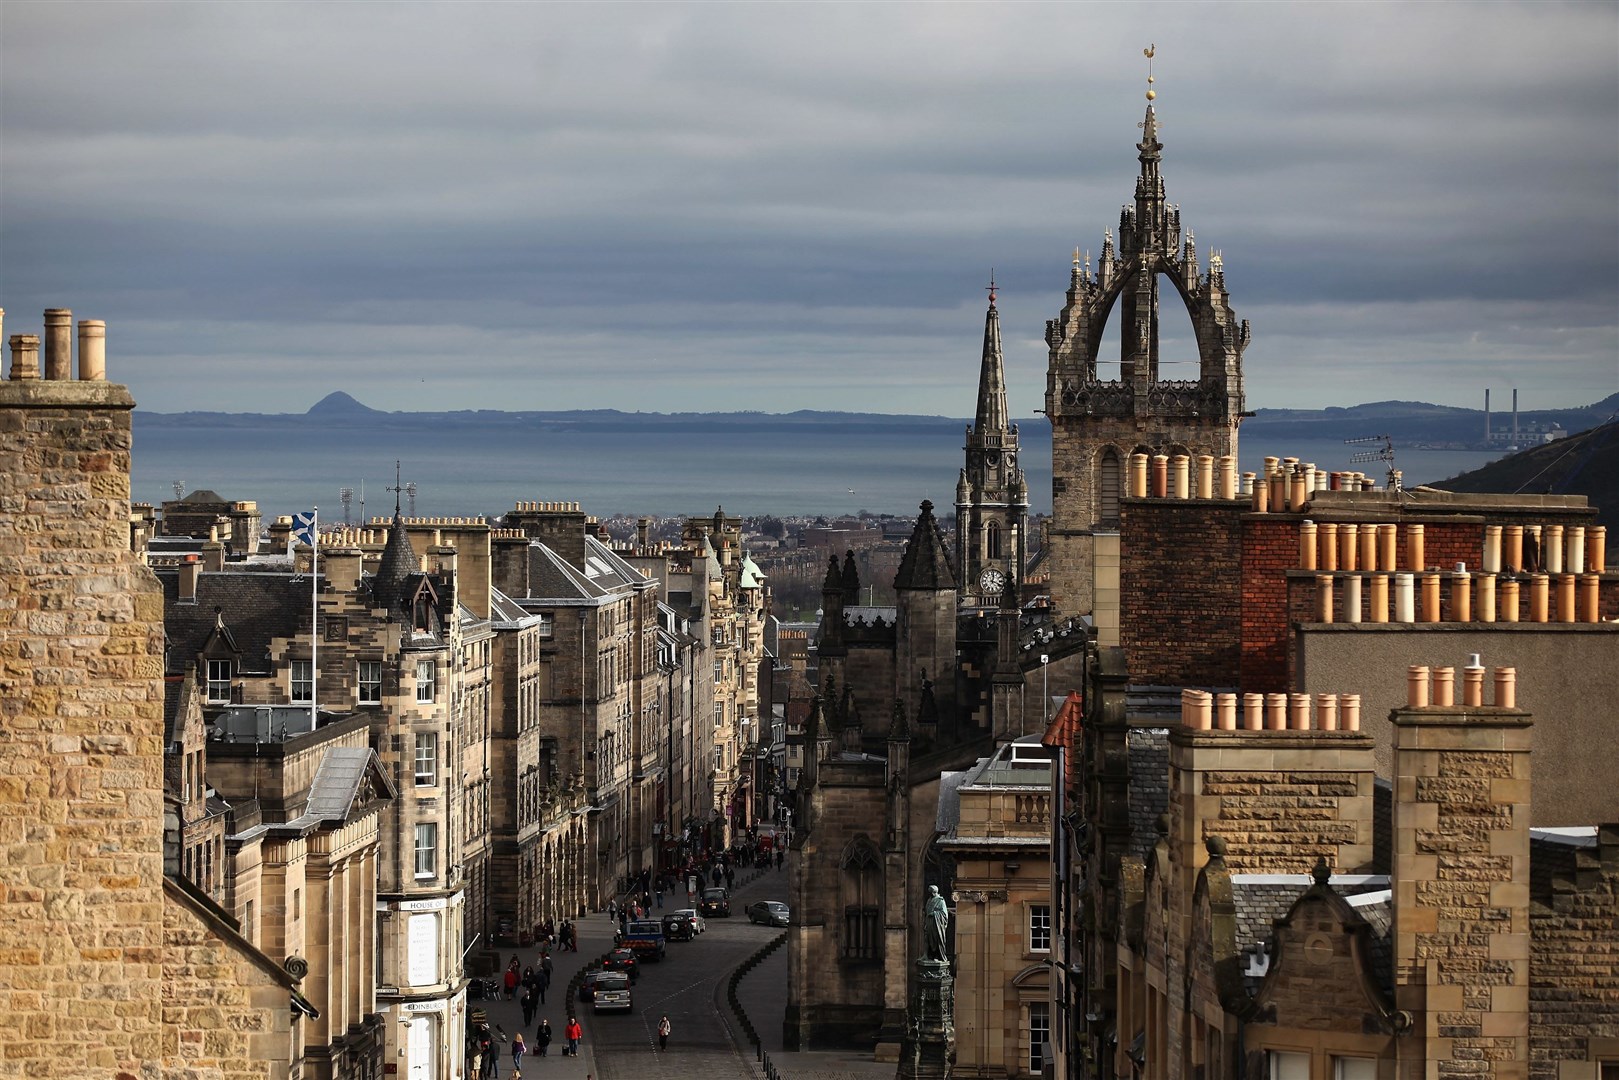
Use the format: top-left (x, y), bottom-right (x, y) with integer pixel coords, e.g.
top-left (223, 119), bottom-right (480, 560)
top-left (1099, 448), bottom-right (1122, 522)
top-left (1269, 1052), bottom-right (1310, 1080)
top-left (206, 659), bottom-right (232, 703)
top-left (414, 822), bottom-right (437, 878)
top-left (1028, 1002), bottom-right (1050, 1075)
top-left (358, 661), bottom-right (382, 704)
top-left (842, 845), bottom-right (882, 960)
top-left (242, 900), bottom-right (255, 946)
top-left (292, 888), bottom-right (301, 920)
top-left (416, 658), bottom-right (435, 703)
top-left (290, 659), bottom-right (313, 704)
top-left (414, 732), bottom-right (438, 787)
top-left (987, 520), bottom-right (1002, 560)
top-left (1029, 904), bottom-right (1051, 953)
top-left (537, 612), bottom-right (554, 639)
top-left (1334, 1059), bottom-right (1376, 1080)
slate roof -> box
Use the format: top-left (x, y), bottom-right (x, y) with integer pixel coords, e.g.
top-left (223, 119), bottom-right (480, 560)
top-left (894, 501), bottom-right (956, 591)
top-left (489, 587), bottom-right (537, 626)
top-left (264, 746), bottom-right (393, 836)
top-left (1230, 874), bottom-right (1393, 994)
top-left (178, 489), bottom-right (228, 504)
top-left (161, 569), bottom-right (310, 676)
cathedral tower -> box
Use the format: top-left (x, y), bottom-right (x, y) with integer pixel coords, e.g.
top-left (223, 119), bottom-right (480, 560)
top-left (956, 282), bottom-right (1029, 607)
top-left (1043, 100), bottom-right (1249, 615)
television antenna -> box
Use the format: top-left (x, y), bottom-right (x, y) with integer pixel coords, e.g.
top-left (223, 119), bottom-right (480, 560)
top-left (339, 487), bottom-right (354, 526)
top-left (1345, 434), bottom-right (1398, 490)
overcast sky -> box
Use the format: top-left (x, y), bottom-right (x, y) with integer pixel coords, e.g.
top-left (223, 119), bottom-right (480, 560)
top-left (2, 2), bottom-right (1615, 417)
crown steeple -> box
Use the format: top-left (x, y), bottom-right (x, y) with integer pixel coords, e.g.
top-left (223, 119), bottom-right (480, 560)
top-left (957, 277), bottom-right (1029, 607)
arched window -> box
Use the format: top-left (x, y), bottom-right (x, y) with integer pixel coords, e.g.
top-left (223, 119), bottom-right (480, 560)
top-left (842, 841), bottom-right (882, 960)
top-left (986, 521), bottom-right (1003, 561)
top-left (1099, 448), bottom-right (1122, 523)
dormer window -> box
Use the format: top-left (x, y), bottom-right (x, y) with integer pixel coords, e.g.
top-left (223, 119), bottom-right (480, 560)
top-left (206, 659), bottom-right (232, 704)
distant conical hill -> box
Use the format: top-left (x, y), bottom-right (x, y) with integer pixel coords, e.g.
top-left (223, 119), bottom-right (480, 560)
top-left (1430, 417), bottom-right (1619, 539)
top-left (306, 391), bottom-right (382, 417)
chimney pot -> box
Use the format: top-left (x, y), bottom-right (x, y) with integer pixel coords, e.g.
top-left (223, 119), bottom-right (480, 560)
top-left (1433, 666), bottom-right (1455, 707)
top-left (8, 334), bottom-right (41, 381)
top-left (1341, 694), bottom-right (1361, 731)
top-left (42, 309), bottom-right (72, 380)
top-left (1493, 667), bottom-right (1517, 709)
top-left (1408, 665), bottom-right (1431, 709)
top-left (76, 319), bottom-right (106, 380)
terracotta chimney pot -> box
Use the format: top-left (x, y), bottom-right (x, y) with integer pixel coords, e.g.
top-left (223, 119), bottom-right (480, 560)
top-left (1321, 524), bottom-right (1339, 571)
top-left (77, 320), bottom-right (106, 381)
top-left (1394, 572), bottom-right (1416, 623)
top-left (1243, 693), bottom-right (1264, 730)
top-left (1504, 525), bottom-right (1524, 572)
top-left (1588, 527), bottom-right (1606, 574)
top-left (1316, 574), bottom-right (1335, 623)
top-left (1407, 665), bottom-right (1431, 709)
top-left (1462, 660), bottom-right (1485, 708)
top-left (1369, 573), bottom-right (1390, 623)
top-left (1341, 694), bottom-right (1362, 731)
top-left (1219, 456), bottom-right (1237, 500)
top-left (1151, 454), bottom-right (1169, 499)
top-left (1170, 454), bottom-right (1190, 499)
top-left (1421, 572), bottom-right (1442, 622)
top-left (1477, 573), bottom-right (1497, 623)
top-left (1567, 526), bottom-right (1585, 574)
top-left (1265, 693), bottom-right (1288, 730)
top-left (1451, 570), bottom-right (1472, 622)
top-left (1555, 573), bottom-right (1577, 622)
top-left (1299, 521), bottom-right (1318, 571)
top-left (1216, 693), bottom-right (1238, 730)
top-left (1433, 666), bottom-right (1455, 707)
top-left (1500, 577), bottom-right (1521, 622)
top-left (1317, 693), bottom-right (1339, 731)
top-left (1483, 524), bottom-right (1502, 573)
top-left (1360, 524), bottom-right (1378, 572)
top-left (1493, 667), bottom-right (1517, 709)
top-left (1579, 574), bottom-right (1601, 623)
top-left (1378, 524), bottom-right (1398, 572)
top-left (42, 309), bottom-right (72, 381)
top-left (1528, 573), bottom-right (1550, 623)
top-left (1195, 454), bottom-right (1214, 499)
top-left (1406, 524), bottom-right (1426, 572)
top-left (1339, 523), bottom-right (1358, 571)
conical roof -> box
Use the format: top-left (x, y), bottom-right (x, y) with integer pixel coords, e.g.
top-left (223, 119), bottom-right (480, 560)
top-left (894, 500), bottom-right (956, 591)
top-left (373, 511), bottom-right (418, 607)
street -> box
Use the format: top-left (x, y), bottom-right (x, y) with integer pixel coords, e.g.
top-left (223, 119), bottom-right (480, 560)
top-left (467, 864), bottom-right (793, 1080)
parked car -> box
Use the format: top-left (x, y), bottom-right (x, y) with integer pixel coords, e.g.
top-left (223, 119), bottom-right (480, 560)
top-left (591, 971), bottom-right (633, 1014)
top-left (746, 900), bottom-right (790, 927)
top-left (661, 912), bottom-right (694, 941)
top-left (602, 947), bottom-right (640, 980)
top-left (700, 887), bottom-right (731, 917)
top-left (671, 908), bottom-right (706, 935)
top-left (578, 970), bottom-right (610, 1002)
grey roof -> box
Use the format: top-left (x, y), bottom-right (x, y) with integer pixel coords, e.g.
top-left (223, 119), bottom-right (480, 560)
top-left (937, 761), bottom-right (986, 835)
top-left (372, 512), bottom-right (419, 607)
top-left (269, 746), bottom-right (391, 834)
top-left (489, 587), bottom-right (538, 626)
top-left (161, 569), bottom-right (309, 675)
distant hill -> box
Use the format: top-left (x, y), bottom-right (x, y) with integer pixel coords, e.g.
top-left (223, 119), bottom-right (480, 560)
top-left (135, 392), bottom-right (1619, 446)
top-left (1430, 418), bottom-right (1619, 536)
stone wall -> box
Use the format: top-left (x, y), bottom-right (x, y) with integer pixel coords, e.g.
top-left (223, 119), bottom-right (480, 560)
top-left (0, 378), bottom-right (171, 1076)
top-left (162, 878), bottom-right (294, 1080)
top-left (1528, 825), bottom-right (1619, 1080)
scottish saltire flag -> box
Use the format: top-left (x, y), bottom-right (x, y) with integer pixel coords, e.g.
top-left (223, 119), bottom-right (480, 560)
top-left (292, 511), bottom-right (317, 548)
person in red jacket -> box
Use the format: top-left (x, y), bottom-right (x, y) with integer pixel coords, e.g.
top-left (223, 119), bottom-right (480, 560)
top-left (564, 1016), bottom-right (583, 1057)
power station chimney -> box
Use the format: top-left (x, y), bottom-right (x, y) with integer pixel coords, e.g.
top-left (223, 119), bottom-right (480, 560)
top-left (1485, 388), bottom-right (1491, 442)
top-left (1513, 388), bottom-right (1519, 441)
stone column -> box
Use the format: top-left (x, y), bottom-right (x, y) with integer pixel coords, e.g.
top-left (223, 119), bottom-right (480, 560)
top-left (896, 960), bottom-right (955, 1080)
top-left (1391, 667), bottom-right (1531, 1078)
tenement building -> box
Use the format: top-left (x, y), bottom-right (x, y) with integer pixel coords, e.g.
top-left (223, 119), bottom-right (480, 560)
top-left (1, 309), bottom-right (299, 1078)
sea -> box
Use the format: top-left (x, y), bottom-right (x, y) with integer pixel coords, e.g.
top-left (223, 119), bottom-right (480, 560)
top-left (130, 419), bottom-right (1509, 525)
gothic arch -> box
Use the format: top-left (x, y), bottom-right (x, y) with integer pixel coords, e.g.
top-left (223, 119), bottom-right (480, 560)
top-left (840, 836), bottom-right (883, 961)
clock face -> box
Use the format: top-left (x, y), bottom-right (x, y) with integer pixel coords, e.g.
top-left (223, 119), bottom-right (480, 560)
top-left (979, 567), bottom-right (1006, 595)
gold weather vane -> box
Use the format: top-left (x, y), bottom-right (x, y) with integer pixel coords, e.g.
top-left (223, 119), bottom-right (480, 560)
top-left (1144, 44), bottom-right (1157, 102)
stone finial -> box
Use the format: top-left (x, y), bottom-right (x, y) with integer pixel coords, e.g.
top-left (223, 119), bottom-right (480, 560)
top-left (1205, 835), bottom-right (1227, 859)
top-left (1310, 856), bottom-right (1331, 887)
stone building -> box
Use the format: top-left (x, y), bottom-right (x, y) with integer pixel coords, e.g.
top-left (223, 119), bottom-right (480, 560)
top-left (1050, 468), bottom-right (1618, 1080)
top-left (936, 736), bottom-right (1060, 1080)
top-left (1, 308), bottom-right (298, 1078)
top-left (1042, 103), bottom-right (1248, 617)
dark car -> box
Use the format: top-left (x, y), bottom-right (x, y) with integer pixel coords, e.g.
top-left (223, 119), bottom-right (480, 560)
top-left (602, 947), bottom-right (640, 980)
top-left (661, 912), bottom-right (694, 941)
top-left (746, 900), bottom-right (790, 927)
top-left (700, 887), bottom-right (731, 917)
top-left (578, 969), bottom-right (610, 1001)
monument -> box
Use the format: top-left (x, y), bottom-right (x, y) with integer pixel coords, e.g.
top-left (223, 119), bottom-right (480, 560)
top-left (897, 885), bottom-right (955, 1080)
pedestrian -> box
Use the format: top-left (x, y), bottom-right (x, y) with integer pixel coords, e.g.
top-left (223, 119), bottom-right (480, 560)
top-left (607, 898), bottom-right (617, 922)
top-left (655, 886), bottom-right (663, 908)
top-left (537, 967), bottom-right (549, 1005)
top-left (504, 963), bottom-right (519, 1001)
top-left (776, 848), bottom-right (784, 870)
top-left (565, 1015), bottom-right (583, 1057)
top-left (536, 1018), bottom-right (552, 1057)
top-left (658, 1015), bottom-right (671, 1051)
top-left (520, 986), bottom-right (534, 1027)
top-left (512, 1033), bottom-right (527, 1069)
top-left (541, 953), bottom-right (553, 979)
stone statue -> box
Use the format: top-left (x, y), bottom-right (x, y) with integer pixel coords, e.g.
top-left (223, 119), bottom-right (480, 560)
top-left (922, 885), bottom-right (949, 962)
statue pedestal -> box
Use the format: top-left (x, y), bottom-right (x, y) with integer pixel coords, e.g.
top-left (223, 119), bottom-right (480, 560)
top-left (896, 958), bottom-right (955, 1080)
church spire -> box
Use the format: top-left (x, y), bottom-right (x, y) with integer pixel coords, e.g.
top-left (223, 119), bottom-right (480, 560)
top-left (973, 275), bottom-right (1009, 436)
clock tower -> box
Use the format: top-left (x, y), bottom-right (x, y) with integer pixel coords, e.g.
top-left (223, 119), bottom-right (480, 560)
top-left (956, 281), bottom-right (1029, 607)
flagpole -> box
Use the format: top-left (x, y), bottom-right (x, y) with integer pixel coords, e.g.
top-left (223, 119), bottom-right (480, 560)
top-left (310, 506), bottom-right (318, 732)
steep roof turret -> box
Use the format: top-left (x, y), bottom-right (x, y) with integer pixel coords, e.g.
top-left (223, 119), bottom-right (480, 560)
top-left (373, 509), bottom-right (418, 608)
top-left (894, 500), bottom-right (956, 591)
